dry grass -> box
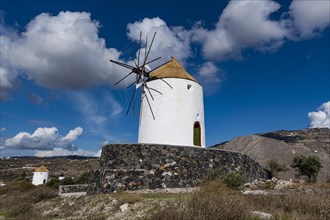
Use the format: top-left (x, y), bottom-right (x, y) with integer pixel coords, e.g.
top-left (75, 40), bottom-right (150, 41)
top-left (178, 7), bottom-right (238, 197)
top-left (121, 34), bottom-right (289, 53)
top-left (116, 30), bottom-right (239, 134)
top-left (149, 181), bottom-right (250, 220)
top-left (247, 192), bottom-right (330, 219)
top-left (0, 180), bottom-right (57, 219)
top-left (149, 181), bottom-right (330, 220)
top-left (1, 180), bottom-right (329, 219)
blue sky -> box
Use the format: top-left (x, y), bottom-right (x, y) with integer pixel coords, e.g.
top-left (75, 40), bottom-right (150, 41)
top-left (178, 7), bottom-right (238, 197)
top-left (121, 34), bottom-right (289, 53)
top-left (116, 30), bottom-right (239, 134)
top-left (0, 0), bottom-right (329, 157)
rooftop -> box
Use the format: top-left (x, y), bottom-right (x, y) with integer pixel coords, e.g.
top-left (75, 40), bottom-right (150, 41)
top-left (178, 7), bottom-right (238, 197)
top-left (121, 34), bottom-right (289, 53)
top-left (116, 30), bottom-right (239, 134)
top-left (149, 57), bottom-right (198, 83)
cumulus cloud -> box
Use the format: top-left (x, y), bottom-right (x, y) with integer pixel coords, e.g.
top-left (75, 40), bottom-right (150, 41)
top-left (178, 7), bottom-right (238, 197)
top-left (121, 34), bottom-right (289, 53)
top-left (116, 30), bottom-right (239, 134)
top-left (192, 0), bottom-right (289, 60)
top-left (197, 61), bottom-right (223, 94)
top-left (34, 147), bottom-right (99, 157)
top-left (1, 1), bottom-right (330, 98)
top-left (61, 126), bottom-right (83, 144)
top-left (95, 149), bottom-right (102, 157)
top-left (289, 0), bottom-right (330, 38)
top-left (308, 101), bottom-right (330, 128)
top-left (4, 126), bottom-right (83, 150)
top-left (0, 35), bottom-right (19, 100)
top-left (127, 17), bottom-right (192, 66)
top-left (0, 11), bottom-right (126, 95)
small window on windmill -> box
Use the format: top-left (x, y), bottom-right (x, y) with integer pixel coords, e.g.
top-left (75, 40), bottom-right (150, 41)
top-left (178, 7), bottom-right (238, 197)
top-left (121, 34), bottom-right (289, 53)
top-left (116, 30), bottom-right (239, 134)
top-left (187, 84), bottom-right (192, 90)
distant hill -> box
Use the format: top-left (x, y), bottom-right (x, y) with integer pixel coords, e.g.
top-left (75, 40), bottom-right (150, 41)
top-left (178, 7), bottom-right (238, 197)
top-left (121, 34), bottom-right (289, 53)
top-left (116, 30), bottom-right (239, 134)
top-left (212, 128), bottom-right (330, 182)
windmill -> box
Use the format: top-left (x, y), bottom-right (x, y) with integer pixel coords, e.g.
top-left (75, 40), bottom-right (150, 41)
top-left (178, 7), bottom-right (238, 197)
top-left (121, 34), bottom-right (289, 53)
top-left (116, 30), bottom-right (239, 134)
top-left (110, 32), bottom-right (168, 120)
top-left (110, 32), bottom-right (206, 147)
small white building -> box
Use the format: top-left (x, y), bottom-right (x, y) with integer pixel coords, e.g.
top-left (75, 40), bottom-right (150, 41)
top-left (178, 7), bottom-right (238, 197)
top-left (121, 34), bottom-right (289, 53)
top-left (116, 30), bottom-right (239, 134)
top-left (138, 57), bottom-right (206, 147)
top-left (32, 165), bottom-right (49, 185)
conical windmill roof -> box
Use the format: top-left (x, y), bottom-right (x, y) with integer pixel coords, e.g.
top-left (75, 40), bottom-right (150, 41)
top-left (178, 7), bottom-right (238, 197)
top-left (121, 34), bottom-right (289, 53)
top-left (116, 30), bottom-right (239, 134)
top-left (149, 57), bottom-right (198, 83)
top-left (35, 165), bottom-right (48, 172)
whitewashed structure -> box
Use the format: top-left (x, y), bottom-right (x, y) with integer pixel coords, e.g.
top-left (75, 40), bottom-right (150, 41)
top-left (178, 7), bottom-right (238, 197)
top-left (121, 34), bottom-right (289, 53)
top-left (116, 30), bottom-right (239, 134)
top-left (32, 165), bottom-right (49, 185)
top-left (138, 57), bottom-right (205, 147)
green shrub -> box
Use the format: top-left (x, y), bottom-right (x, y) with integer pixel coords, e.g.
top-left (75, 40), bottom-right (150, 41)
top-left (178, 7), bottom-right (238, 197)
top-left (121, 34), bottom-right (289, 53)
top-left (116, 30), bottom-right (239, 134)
top-left (291, 155), bottom-right (322, 183)
top-left (46, 178), bottom-right (61, 189)
top-left (267, 159), bottom-right (288, 176)
top-left (76, 172), bottom-right (91, 184)
top-left (220, 172), bottom-right (245, 190)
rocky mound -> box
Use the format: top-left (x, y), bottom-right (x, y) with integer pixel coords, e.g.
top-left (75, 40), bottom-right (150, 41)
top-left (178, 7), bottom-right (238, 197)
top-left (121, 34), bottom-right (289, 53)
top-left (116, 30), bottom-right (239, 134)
top-left (213, 128), bottom-right (330, 182)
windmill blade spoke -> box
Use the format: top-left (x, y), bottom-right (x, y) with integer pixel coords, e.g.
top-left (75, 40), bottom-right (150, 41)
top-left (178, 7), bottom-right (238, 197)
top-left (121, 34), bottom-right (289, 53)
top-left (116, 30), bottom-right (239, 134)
top-left (115, 71), bottom-right (133, 85)
top-left (160, 78), bottom-right (173, 89)
top-left (148, 87), bottom-right (162, 95)
top-left (133, 59), bottom-right (138, 67)
top-left (126, 88), bottom-right (137, 115)
top-left (144, 91), bottom-right (155, 120)
top-left (144, 57), bottom-right (162, 67)
top-left (145, 36), bottom-right (148, 63)
top-left (149, 59), bottom-right (171, 74)
top-left (138, 31), bottom-right (142, 67)
top-left (143, 32), bottom-right (156, 66)
top-left (144, 83), bottom-right (154, 100)
top-left (110, 60), bottom-right (134, 70)
top-left (126, 80), bottom-right (137, 89)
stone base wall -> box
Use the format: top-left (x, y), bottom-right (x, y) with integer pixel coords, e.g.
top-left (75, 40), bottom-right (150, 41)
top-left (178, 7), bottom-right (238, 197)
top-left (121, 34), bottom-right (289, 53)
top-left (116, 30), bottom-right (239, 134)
top-left (59, 184), bottom-right (88, 194)
top-left (88, 144), bottom-right (271, 193)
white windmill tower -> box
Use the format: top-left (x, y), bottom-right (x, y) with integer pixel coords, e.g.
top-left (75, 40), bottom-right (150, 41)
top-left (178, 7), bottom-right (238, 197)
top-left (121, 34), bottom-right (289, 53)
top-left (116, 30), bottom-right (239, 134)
top-left (32, 165), bottom-right (49, 185)
top-left (111, 32), bottom-right (205, 147)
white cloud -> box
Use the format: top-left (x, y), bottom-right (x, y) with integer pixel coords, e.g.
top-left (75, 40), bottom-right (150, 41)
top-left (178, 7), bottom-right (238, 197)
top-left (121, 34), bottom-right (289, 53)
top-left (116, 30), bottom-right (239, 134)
top-left (127, 17), bottom-right (192, 66)
top-left (95, 149), bottom-right (102, 157)
top-left (0, 35), bottom-right (19, 100)
top-left (1, 11), bottom-right (125, 93)
top-left (197, 61), bottom-right (223, 94)
top-left (61, 126), bottom-right (83, 144)
top-left (1, 1), bottom-right (329, 97)
top-left (0, 127), bottom-right (6, 132)
top-left (34, 147), bottom-right (99, 157)
top-left (289, 0), bottom-right (330, 38)
top-left (4, 126), bottom-right (84, 150)
top-left (198, 62), bottom-right (221, 83)
top-left (192, 0), bottom-right (289, 60)
top-left (308, 101), bottom-right (330, 128)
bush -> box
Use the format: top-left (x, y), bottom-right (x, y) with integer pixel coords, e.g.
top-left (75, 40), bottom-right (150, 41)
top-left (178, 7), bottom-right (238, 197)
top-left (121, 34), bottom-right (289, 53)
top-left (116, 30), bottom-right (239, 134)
top-left (76, 172), bottom-right (91, 184)
top-left (267, 159), bottom-right (288, 176)
top-left (220, 172), bottom-right (245, 190)
top-left (46, 178), bottom-right (61, 189)
top-left (46, 176), bottom-right (76, 189)
top-left (291, 155), bottom-right (322, 183)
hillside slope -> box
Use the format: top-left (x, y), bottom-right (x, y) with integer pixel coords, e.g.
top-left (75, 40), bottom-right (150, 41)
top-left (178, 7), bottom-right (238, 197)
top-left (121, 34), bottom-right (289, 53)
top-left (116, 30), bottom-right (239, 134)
top-left (213, 128), bottom-right (330, 182)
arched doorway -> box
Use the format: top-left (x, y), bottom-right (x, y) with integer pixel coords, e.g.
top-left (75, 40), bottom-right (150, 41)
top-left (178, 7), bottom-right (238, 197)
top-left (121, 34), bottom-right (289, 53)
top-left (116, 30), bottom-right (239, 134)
top-left (193, 122), bottom-right (201, 146)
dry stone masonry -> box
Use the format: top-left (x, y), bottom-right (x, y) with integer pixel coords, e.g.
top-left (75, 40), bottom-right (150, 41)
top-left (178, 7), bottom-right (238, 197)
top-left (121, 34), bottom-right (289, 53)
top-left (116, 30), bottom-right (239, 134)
top-left (88, 144), bottom-right (271, 193)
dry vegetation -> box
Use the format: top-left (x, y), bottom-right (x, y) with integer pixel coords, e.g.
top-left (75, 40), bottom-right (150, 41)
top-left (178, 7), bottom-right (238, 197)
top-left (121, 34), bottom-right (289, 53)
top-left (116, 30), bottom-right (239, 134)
top-left (0, 179), bottom-right (329, 219)
top-left (0, 181), bottom-right (57, 219)
top-left (1, 156), bottom-right (329, 219)
top-left (149, 181), bottom-right (330, 220)
top-left (0, 157), bottom-right (99, 184)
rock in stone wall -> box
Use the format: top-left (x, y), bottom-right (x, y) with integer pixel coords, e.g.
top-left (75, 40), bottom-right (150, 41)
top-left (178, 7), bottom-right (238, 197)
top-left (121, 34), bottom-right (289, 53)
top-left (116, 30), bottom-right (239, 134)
top-left (88, 144), bottom-right (271, 193)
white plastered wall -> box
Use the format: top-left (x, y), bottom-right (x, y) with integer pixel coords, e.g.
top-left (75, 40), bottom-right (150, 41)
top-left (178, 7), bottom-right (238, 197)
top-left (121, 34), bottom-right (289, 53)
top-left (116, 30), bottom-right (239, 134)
top-left (138, 78), bottom-right (205, 147)
top-left (32, 172), bottom-right (49, 185)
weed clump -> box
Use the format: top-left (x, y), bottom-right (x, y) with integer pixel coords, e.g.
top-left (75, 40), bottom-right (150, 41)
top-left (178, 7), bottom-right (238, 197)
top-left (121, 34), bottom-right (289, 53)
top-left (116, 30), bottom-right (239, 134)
top-left (150, 181), bottom-right (250, 220)
top-left (220, 172), bottom-right (245, 190)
